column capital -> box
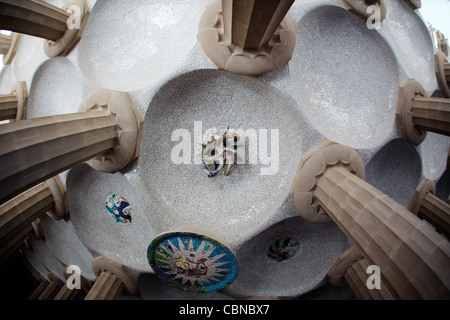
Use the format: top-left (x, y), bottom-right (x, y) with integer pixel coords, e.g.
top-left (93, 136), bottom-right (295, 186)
top-left (435, 51), bottom-right (450, 98)
top-left (396, 78), bottom-right (428, 145)
top-left (198, 0), bottom-right (296, 76)
top-left (409, 178), bottom-right (436, 215)
top-left (44, 176), bottom-right (68, 220)
top-left (43, 0), bottom-right (90, 58)
top-left (0, 81), bottom-right (28, 122)
top-left (342, 0), bottom-right (387, 21)
top-left (91, 256), bottom-right (138, 296)
top-left (328, 246), bottom-right (363, 286)
top-left (78, 89), bottom-right (143, 173)
top-left (31, 219), bottom-right (43, 240)
top-left (1, 33), bottom-right (21, 65)
top-left (11, 81), bottom-right (28, 121)
top-left (290, 141), bottom-right (365, 223)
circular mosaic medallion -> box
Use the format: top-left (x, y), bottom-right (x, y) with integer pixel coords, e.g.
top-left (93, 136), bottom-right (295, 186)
top-left (147, 232), bottom-right (239, 293)
top-left (267, 238), bottom-right (300, 261)
top-left (105, 194), bottom-right (132, 223)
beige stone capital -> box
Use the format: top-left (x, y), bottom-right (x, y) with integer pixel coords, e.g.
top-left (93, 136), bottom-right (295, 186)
top-left (396, 78), bottom-right (450, 145)
top-left (78, 88), bottom-right (144, 174)
top-left (342, 0), bottom-right (387, 21)
top-left (198, 0), bottom-right (296, 76)
top-left (86, 256), bottom-right (138, 300)
top-left (0, 32), bottom-right (21, 65)
top-left (435, 51), bottom-right (450, 98)
top-left (0, 0), bottom-right (90, 58)
top-left (0, 89), bottom-right (142, 204)
top-left (328, 246), bottom-right (364, 286)
top-left (44, 0), bottom-right (90, 58)
top-left (44, 176), bottom-right (69, 220)
top-left (409, 178), bottom-right (436, 215)
top-left (0, 81), bottom-right (28, 122)
top-left (290, 141), bottom-right (365, 223)
top-left (409, 178), bottom-right (450, 239)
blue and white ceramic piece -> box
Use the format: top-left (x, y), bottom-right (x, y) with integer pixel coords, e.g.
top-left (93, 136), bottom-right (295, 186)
top-left (105, 194), bottom-right (132, 223)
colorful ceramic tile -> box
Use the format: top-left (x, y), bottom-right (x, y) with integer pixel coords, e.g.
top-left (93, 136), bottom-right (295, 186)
top-left (147, 232), bottom-right (239, 293)
top-left (267, 238), bottom-right (300, 261)
top-left (105, 194), bottom-right (132, 223)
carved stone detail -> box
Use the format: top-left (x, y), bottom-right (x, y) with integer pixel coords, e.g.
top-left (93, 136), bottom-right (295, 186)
top-left (341, 0), bottom-right (387, 21)
top-left (198, 0), bottom-right (296, 76)
top-left (44, 0), bottom-right (90, 58)
top-left (0, 81), bottom-right (28, 122)
top-left (88, 256), bottom-right (138, 299)
top-left (328, 246), bottom-right (363, 286)
top-left (290, 141), bottom-right (365, 223)
top-left (435, 51), bottom-right (450, 98)
top-left (78, 89), bottom-right (143, 174)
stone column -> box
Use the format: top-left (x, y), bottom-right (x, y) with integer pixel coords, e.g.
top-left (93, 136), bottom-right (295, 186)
top-left (198, 0), bottom-right (296, 76)
top-left (85, 256), bottom-right (138, 300)
top-left (0, 81), bottom-right (28, 122)
top-left (396, 78), bottom-right (450, 145)
top-left (435, 52), bottom-right (450, 98)
top-left (409, 179), bottom-right (450, 239)
top-left (28, 274), bottom-right (50, 300)
top-left (328, 246), bottom-right (396, 300)
top-left (446, 63), bottom-right (450, 85)
top-left (0, 89), bottom-right (143, 204)
top-left (291, 141), bottom-right (450, 299)
top-left (0, 0), bottom-right (89, 57)
top-left (0, 32), bottom-right (21, 65)
top-left (36, 272), bottom-right (65, 300)
top-left (0, 219), bottom-right (41, 266)
top-left (53, 266), bottom-right (93, 300)
top-left (0, 176), bottom-right (68, 255)
top-left (342, 0), bottom-right (387, 21)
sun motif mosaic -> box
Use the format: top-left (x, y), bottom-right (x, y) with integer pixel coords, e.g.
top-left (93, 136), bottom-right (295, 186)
top-left (105, 194), bottom-right (132, 223)
top-left (147, 232), bottom-right (239, 293)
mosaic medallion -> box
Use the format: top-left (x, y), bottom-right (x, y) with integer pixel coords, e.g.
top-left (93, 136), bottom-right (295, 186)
top-left (267, 238), bottom-right (300, 261)
top-left (147, 232), bottom-right (239, 293)
top-left (105, 194), bottom-right (132, 223)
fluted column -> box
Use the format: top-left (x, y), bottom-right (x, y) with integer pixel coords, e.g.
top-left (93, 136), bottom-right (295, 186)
top-left (36, 272), bottom-right (64, 300)
top-left (345, 258), bottom-right (397, 300)
top-left (0, 0), bottom-right (89, 57)
top-left (0, 33), bottom-right (12, 54)
top-left (0, 89), bottom-right (143, 204)
top-left (0, 32), bottom-right (21, 65)
top-left (445, 63), bottom-right (450, 85)
top-left (291, 141), bottom-right (450, 299)
top-left (198, 0), bottom-right (296, 76)
top-left (342, 0), bottom-right (387, 21)
top-left (435, 52), bottom-right (450, 98)
top-left (329, 246), bottom-right (396, 300)
top-left (53, 266), bottom-right (91, 300)
top-left (396, 79), bottom-right (450, 145)
top-left (28, 274), bottom-right (50, 300)
top-left (328, 246), bottom-right (363, 287)
top-left (0, 176), bottom-right (68, 255)
top-left (0, 81), bottom-right (28, 122)
top-left (0, 219), bottom-right (41, 266)
top-left (84, 256), bottom-right (138, 300)
top-left (409, 179), bottom-right (450, 239)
